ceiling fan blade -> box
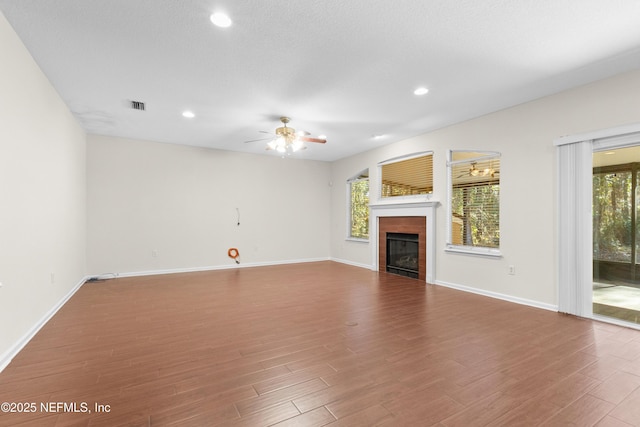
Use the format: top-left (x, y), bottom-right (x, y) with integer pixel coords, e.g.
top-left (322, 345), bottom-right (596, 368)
top-left (299, 136), bottom-right (326, 144)
top-left (244, 137), bottom-right (272, 143)
top-left (258, 130), bottom-right (273, 134)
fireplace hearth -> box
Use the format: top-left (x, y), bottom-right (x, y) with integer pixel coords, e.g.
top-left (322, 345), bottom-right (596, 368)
top-left (386, 232), bottom-right (419, 278)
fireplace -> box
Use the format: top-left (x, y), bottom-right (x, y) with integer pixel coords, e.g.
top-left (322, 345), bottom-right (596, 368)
top-left (386, 233), bottom-right (419, 278)
top-left (370, 201), bottom-right (438, 283)
top-left (377, 216), bottom-right (426, 281)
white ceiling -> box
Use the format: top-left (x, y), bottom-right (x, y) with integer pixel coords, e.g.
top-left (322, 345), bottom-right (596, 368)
top-left (2, 0), bottom-right (640, 162)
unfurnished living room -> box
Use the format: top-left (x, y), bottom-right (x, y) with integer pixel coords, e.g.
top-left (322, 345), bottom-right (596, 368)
top-left (2, 1), bottom-right (640, 426)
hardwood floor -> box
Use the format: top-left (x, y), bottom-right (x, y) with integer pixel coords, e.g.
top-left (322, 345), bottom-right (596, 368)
top-left (2, 261), bottom-right (640, 426)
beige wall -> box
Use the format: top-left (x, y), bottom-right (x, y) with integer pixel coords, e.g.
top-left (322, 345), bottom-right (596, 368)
top-left (0, 12), bottom-right (87, 364)
top-left (87, 135), bottom-right (331, 275)
top-left (331, 69), bottom-right (640, 307)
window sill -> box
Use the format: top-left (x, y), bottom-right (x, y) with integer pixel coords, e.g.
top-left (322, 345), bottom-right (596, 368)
top-left (346, 237), bottom-right (369, 243)
top-left (445, 245), bottom-right (502, 258)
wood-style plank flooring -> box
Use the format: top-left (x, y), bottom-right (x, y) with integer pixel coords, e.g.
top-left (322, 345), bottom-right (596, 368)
top-left (2, 261), bottom-right (640, 426)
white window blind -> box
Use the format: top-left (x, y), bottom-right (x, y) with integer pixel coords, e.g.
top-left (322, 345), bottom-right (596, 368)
top-left (380, 153), bottom-right (433, 198)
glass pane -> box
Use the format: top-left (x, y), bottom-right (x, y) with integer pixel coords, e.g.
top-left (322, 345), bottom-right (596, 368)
top-left (350, 179), bottom-right (369, 239)
top-left (451, 184), bottom-right (500, 248)
top-left (637, 173), bottom-right (640, 265)
top-left (380, 154), bottom-right (433, 198)
top-left (593, 171), bottom-right (632, 262)
top-left (592, 147), bottom-right (640, 327)
top-left (450, 152), bottom-right (500, 249)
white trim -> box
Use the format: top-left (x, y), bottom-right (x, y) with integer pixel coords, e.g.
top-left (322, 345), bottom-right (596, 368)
top-left (114, 257), bottom-right (332, 278)
top-left (593, 132), bottom-right (640, 151)
top-left (444, 246), bottom-right (502, 258)
top-left (377, 150), bottom-right (433, 166)
top-left (0, 276), bottom-right (88, 373)
top-left (345, 237), bottom-right (369, 243)
top-left (330, 257), bottom-right (374, 270)
top-left (369, 197), bottom-right (434, 208)
top-left (376, 194), bottom-right (433, 204)
top-left (370, 200), bottom-right (439, 284)
top-left (554, 122), bottom-right (640, 146)
top-left (593, 315), bottom-right (640, 331)
top-left (435, 280), bottom-right (558, 312)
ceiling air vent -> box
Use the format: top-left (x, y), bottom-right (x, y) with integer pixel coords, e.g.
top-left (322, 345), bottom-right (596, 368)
top-left (130, 100), bottom-right (145, 111)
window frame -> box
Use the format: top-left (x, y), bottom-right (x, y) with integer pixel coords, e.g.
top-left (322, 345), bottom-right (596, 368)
top-left (446, 150), bottom-right (502, 257)
top-left (346, 169), bottom-right (370, 242)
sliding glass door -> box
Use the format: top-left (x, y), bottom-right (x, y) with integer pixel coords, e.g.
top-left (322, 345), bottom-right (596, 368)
top-left (593, 149), bottom-right (640, 324)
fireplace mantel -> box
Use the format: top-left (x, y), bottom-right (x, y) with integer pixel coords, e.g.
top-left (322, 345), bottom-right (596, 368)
top-left (370, 200), bottom-right (439, 283)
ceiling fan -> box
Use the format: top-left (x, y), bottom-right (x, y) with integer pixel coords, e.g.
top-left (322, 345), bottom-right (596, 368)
top-left (456, 162), bottom-right (498, 179)
top-left (245, 117), bottom-right (327, 154)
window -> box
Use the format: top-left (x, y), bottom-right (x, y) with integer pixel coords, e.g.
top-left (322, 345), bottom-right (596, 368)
top-left (348, 169), bottom-right (369, 240)
top-left (448, 151), bottom-right (501, 254)
top-left (593, 165), bottom-right (633, 264)
top-left (379, 152), bottom-right (433, 199)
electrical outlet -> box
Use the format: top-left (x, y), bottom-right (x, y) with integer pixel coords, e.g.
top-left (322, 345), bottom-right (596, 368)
top-left (0, 281), bottom-right (3, 288)
top-left (508, 265), bottom-right (515, 275)
top-left (152, 250), bottom-right (158, 258)
top-left (50, 273), bottom-right (55, 284)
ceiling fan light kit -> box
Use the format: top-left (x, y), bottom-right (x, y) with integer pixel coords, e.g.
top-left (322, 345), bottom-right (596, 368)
top-left (468, 162), bottom-right (496, 178)
top-left (254, 116), bottom-right (327, 155)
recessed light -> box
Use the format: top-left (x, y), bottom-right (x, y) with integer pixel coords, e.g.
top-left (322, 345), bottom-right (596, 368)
top-left (372, 134), bottom-right (385, 140)
top-left (413, 87), bottom-right (429, 96)
top-left (210, 12), bottom-right (232, 28)
top-left (318, 134), bottom-right (327, 140)
top-left (182, 111), bottom-right (195, 118)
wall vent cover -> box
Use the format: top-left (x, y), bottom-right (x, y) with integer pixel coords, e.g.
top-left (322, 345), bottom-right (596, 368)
top-left (130, 100), bottom-right (145, 111)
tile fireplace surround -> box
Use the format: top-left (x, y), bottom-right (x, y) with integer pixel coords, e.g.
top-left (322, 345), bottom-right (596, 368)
top-left (370, 201), bottom-right (439, 283)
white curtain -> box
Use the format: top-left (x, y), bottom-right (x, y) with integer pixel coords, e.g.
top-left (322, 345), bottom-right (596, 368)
top-left (556, 140), bottom-right (593, 316)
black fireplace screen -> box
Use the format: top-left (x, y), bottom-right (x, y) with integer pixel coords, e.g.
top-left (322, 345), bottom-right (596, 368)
top-left (386, 232), bottom-right (419, 279)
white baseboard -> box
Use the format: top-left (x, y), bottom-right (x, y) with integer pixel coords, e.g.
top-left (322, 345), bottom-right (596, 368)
top-left (0, 275), bottom-right (89, 373)
top-left (104, 257), bottom-right (333, 279)
top-left (434, 280), bottom-right (558, 312)
top-left (593, 314), bottom-right (640, 331)
top-left (330, 257), bottom-right (374, 270)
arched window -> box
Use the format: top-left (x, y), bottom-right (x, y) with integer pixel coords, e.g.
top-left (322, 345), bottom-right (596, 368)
top-left (379, 152), bottom-right (433, 199)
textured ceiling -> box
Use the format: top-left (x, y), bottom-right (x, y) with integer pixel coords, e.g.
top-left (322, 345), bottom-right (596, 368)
top-left (1, 0), bottom-right (640, 161)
